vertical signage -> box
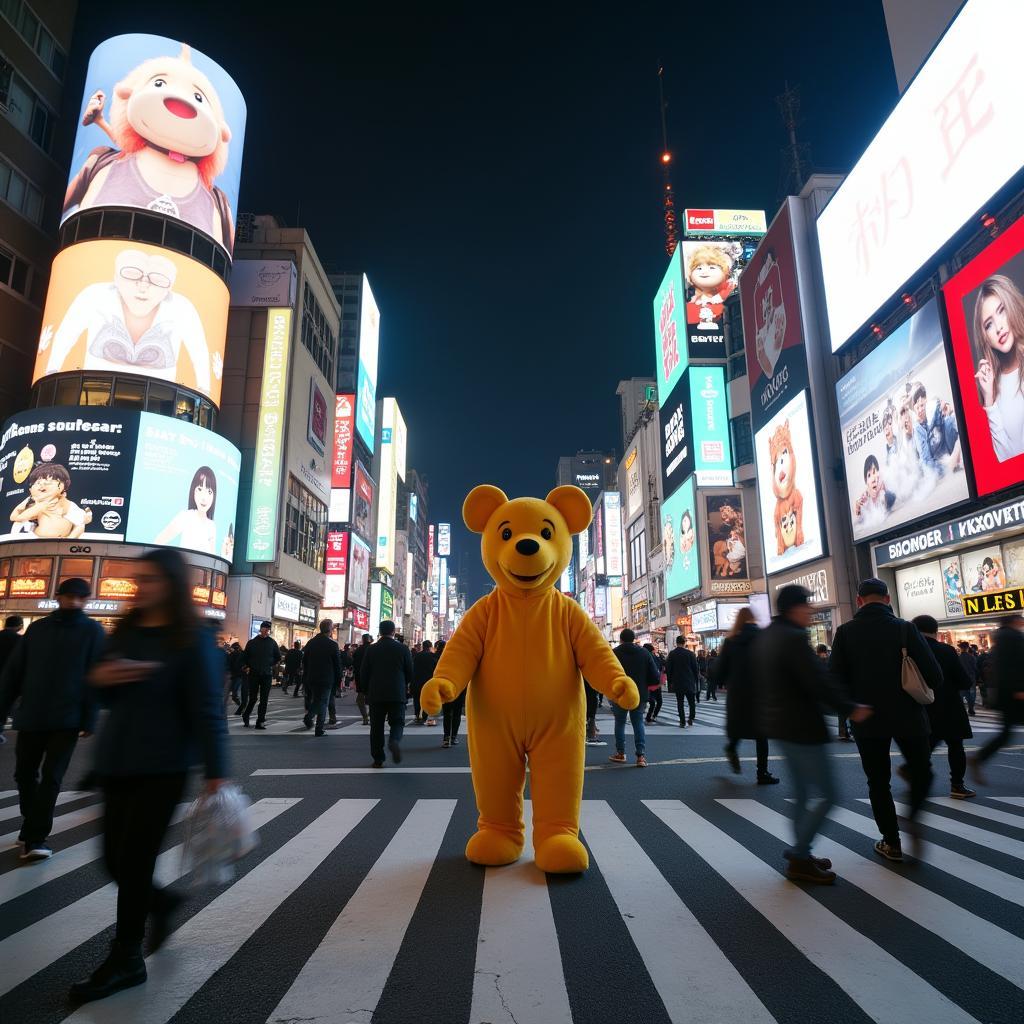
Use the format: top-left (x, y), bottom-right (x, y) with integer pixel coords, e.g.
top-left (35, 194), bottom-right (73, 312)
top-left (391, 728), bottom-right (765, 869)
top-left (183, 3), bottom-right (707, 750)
top-left (438, 522), bottom-right (451, 557)
top-left (355, 275), bottom-right (380, 452)
top-left (689, 366), bottom-right (733, 486)
top-left (653, 246), bottom-right (689, 403)
top-left (247, 308), bottom-right (291, 562)
top-left (331, 394), bottom-right (354, 488)
top-left (324, 530), bottom-right (348, 609)
top-left (375, 398), bottom-right (405, 574)
top-left (604, 491), bottom-right (623, 577)
top-left (625, 447), bottom-right (642, 520)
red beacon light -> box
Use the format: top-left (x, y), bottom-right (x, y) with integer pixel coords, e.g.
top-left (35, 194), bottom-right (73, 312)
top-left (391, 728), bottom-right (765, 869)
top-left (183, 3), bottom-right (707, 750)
top-left (661, 152), bottom-right (671, 164)
top-left (901, 293), bottom-right (915, 306)
top-left (871, 323), bottom-right (883, 337)
top-left (981, 212), bottom-right (996, 229)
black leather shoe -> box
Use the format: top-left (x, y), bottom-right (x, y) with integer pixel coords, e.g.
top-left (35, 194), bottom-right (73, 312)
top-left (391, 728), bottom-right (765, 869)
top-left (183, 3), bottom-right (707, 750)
top-left (254, 723), bottom-right (267, 730)
top-left (70, 941), bottom-right (147, 1003)
top-left (757, 773), bottom-right (781, 785)
top-left (315, 729), bottom-right (326, 737)
top-left (242, 717), bottom-right (250, 727)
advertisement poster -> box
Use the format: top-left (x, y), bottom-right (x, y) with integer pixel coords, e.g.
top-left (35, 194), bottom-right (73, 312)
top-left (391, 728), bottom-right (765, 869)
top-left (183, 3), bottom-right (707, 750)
top-left (740, 200), bottom-right (812, 433)
top-left (895, 562), bottom-right (946, 622)
top-left (127, 413), bottom-right (240, 560)
top-left (228, 261), bottom-right (296, 308)
top-left (355, 276), bottom-right (380, 453)
top-left (943, 214), bottom-right (1024, 496)
top-left (706, 493), bottom-right (747, 580)
top-left (678, 239), bottom-right (752, 360)
top-left (659, 372), bottom-right (695, 501)
top-left (352, 461), bottom-right (374, 541)
top-left (684, 209), bottom-right (767, 236)
top-left (604, 491), bottom-right (623, 577)
top-left (438, 522), bottom-right (451, 557)
top-left (662, 475), bottom-right (699, 599)
top-left (753, 389), bottom-right (825, 576)
top-left (689, 366), bottom-right (733, 486)
top-left (347, 533), bottom-right (371, 609)
top-left (960, 544), bottom-right (1007, 595)
top-left (62, 34), bottom-right (246, 253)
top-left (35, 239), bottom-right (229, 405)
top-left (323, 530), bottom-right (348, 609)
top-left (652, 245), bottom-right (688, 403)
top-left (940, 554), bottom-right (966, 617)
top-left (331, 394), bottom-right (354, 490)
top-left (625, 447), bottom-right (642, 520)
top-left (0, 407), bottom-right (138, 543)
top-left (307, 380), bottom-right (328, 456)
top-left (836, 299), bottom-right (969, 543)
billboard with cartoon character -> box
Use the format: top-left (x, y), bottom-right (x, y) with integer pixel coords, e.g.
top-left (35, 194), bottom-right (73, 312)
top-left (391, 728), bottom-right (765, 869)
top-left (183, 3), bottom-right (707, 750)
top-left (662, 475), bottom-right (700, 599)
top-left (62, 34), bottom-right (246, 255)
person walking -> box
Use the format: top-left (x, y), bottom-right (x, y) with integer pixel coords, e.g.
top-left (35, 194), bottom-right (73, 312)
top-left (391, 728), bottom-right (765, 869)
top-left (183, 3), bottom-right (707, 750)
top-left (282, 641), bottom-right (303, 697)
top-left (609, 628), bottom-right (657, 767)
top-left (362, 620), bottom-right (413, 767)
top-left (241, 621), bottom-right (280, 729)
top-left (970, 613), bottom-right (1024, 783)
top-left (0, 614), bottom-right (23, 745)
top-left (957, 641), bottom-right (978, 716)
top-left (583, 679), bottom-right (602, 744)
top-left (705, 650), bottom-right (719, 700)
top-left (301, 621), bottom-right (343, 737)
top-left (910, 616), bottom-right (975, 799)
top-left (412, 639), bottom-right (438, 727)
top-left (718, 608), bottom-right (779, 785)
top-left (227, 642), bottom-right (246, 709)
top-left (665, 636), bottom-right (699, 728)
top-left (69, 549), bottom-right (228, 1004)
top-left (829, 578), bottom-right (942, 862)
top-left (756, 585), bottom-right (870, 884)
top-left (643, 643), bottom-right (664, 723)
top-left (352, 633), bottom-right (373, 726)
top-left (0, 580), bottom-right (105, 861)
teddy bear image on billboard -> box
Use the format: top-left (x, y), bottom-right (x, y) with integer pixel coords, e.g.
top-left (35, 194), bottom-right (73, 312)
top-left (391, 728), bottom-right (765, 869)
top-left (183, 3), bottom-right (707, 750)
top-left (769, 420), bottom-right (804, 556)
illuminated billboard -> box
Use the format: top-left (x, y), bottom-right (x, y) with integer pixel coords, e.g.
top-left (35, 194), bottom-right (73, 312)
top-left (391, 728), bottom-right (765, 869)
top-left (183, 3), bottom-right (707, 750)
top-left (352, 461), bottom-right (374, 541)
top-left (816, 0), bottom-right (1024, 351)
top-left (625, 447), bottom-right (642, 520)
top-left (307, 380), bottom-right (328, 456)
top-left (246, 308), bottom-right (291, 562)
top-left (684, 209), bottom-right (767, 236)
top-left (836, 298), bottom-right (969, 543)
top-left (228, 261), bottom-right (296, 308)
top-left (62, 35), bottom-right (246, 254)
top-left (706, 492), bottom-right (748, 581)
top-left (943, 213), bottom-right (1024, 496)
top-left (438, 522), bottom-right (451, 557)
top-left (324, 530), bottom-right (348, 609)
top-left (653, 246), bottom-right (688, 403)
top-left (754, 389), bottom-right (826, 576)
top-left (604, 492), bottom-right (623, 577)
top-left (348, 532), bottom-right (371, 609)
top-left (660, 365), bottom-right (732, 499)
top-left (662, 475), bottom-right (699, 599)
top-left (355, 275), bottom-right (380, 452)
top-left (677, 239), bottom-right (751, 360)
top-left (375, 397), bottom-right (406, 574)
top-left (35, 239), bottom-right (229, 405)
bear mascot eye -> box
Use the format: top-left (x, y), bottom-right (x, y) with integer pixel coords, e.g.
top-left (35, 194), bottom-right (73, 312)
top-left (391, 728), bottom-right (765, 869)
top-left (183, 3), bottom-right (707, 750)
top-left (501, 527), bottom-right (512, 541)
top-left (541, 527), bottom-right (552, 540)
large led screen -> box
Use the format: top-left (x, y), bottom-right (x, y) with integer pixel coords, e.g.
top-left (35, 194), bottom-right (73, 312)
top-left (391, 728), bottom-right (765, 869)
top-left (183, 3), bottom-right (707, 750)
top-left (355, 276), bottom-right (380, 452)
top-left (944, 213), bottom-right (1024, 496)
top-left (352, 461), bottom-right (374, 541)
top-left (837, 299), bottom-right (969, 542)
top-left (706, 492), bottom-right (748, 581)
top-left (35, 239), bottom-right (229, 405)
top-left (689, 365), bottom-right (732, 486)
top-left (62, 35), bottom-right (246, 254)
top-left (753, 389), bottom-right (825, 576)
top-left (348, 532), bottom-right (371, 609)
top-left (652, 246), bottom-right (688, 403)
top-left (676, 239), bottom-right (750, 361)
top-left (661, 475), bottom-right (700, 599)
top-left (816, 0), bottom-right (1024, 351)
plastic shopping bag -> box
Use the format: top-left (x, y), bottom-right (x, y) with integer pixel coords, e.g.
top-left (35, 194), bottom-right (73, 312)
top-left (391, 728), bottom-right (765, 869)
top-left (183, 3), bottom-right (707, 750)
top-left (181, 782), bottom-right (258, 888)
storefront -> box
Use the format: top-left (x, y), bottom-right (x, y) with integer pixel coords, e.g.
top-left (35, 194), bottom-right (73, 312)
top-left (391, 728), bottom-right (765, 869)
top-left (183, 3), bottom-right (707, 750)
top-left (872, 496), bottom-right (1024, 650)
top-left (270, 590), bottom-right (319, 646)
top-left (687, 598), bottom-right (751, 652)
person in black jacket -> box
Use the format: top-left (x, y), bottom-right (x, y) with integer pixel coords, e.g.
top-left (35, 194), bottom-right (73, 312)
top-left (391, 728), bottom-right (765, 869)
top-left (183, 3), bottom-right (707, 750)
top-left (227, 642), bottom-right (245, 708)
top-left (971, 614), bottom-right (1024, 782)
top-left (301, 621), bottom-right (343, 736)
top-left (643, 643), bottom-right (664, 723)
top-left (910, 616), bottom-right (975, 799)
top-left (665, 637), bottom-right (699, 727)
top-left (282, 641), bottom-right (303, 697)
top-left (352, 633), bottom-right (373, 725)
top-left (0, 614), bottom-right (23, 746)
top-left (609, 628), bottom-right (658, 767)
top-left (0, 579), bottom-right (105, 861)
top-left (830, 578), bottom-right (942, 862)
top-left (756, 585), bottom-right (869, 884)
top-left (241, 620), bottom-right (281, 729)
top-left (718, 609), bottom-right (778, 784)
top-left (70, 549), bottom-right (228, 1004)
top-left (362, 620), bottom-right (414, 767)
top-left (412, 639), bottom-right (438, 726)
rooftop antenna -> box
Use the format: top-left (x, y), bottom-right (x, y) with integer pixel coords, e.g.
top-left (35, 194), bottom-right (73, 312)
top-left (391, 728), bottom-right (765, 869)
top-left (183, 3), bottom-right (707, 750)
top-left (657, 62), bottom-right (678, 257)
top-left (776, 81), bottom-right (811, 200)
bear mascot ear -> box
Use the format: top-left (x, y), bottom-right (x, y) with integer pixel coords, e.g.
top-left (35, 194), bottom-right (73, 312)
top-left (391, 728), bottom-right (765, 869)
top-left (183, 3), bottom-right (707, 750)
top-left (545, 485), bottom-right (593, 535)
top-left (463, 485), bottom-right (509, 534)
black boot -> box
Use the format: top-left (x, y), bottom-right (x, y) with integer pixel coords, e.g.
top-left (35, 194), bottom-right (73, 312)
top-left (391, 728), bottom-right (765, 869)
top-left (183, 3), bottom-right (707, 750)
top-left (70, 940), bottom-right (147, 1003)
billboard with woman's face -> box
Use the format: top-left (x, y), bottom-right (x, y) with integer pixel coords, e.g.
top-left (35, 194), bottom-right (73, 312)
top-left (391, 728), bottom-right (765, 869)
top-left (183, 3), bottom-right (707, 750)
top-left (944, 214), bottom-right (1024, 496)
top-left (34, 239), bottom-right (229, 405)
top-left (62, 34), bottom-right (246, 254)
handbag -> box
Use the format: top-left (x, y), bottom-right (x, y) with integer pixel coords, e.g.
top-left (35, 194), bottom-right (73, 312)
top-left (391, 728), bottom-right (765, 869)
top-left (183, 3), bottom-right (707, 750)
top-left (900, 621), bottom-right (935, 705)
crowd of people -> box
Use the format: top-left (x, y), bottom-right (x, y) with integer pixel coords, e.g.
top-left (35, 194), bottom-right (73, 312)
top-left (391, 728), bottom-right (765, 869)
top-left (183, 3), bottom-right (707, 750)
top-left (0, 557), bottom-right (1021, 1001)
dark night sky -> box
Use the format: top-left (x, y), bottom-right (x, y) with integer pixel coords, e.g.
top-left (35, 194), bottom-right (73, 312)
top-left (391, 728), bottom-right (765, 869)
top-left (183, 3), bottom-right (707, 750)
top-left (71, 2), bottom-right (899, 602)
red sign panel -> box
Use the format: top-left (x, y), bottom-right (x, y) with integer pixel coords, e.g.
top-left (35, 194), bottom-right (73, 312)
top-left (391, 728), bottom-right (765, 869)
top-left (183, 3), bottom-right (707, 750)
top-left (332, 394), bottom-right (355, 488)
top-left (326, 530), bottom-right (349, 575)
top-left (351, 607), bottom-right (370, 630)
top-left (686, 208), bottom-right (715, 232)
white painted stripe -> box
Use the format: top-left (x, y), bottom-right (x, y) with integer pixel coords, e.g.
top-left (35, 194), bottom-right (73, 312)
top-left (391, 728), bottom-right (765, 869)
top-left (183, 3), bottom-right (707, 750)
top-left (0, 798), bottom-right (298, 996)
top-left (928, 797), bottom-right (1024, 830)
top-left (269, 799), bottom-right (452, 1024)
top-left (0, 790), bottom-right (17, 801)
top-left (582, 800), bottom-right (773, 1024)
top-left (469, 802), bottom-right (571, 1024)
top-left (0, 790), bottom-right (85, 824)
top-left (859, 799), bottom-right (1024, 861)
top-left (0, 806), bottom-right (188, 906)
top-left (818, 804), bottom-right (1024, 909)
top-left (721, 799), bottom-right (1024, 989)
top-left (992, 797), bottom-right (1024, 808)
top-left (645, 800), bottom-right (980, 1024)
top-left (0, 802), bottom-right (102, 848)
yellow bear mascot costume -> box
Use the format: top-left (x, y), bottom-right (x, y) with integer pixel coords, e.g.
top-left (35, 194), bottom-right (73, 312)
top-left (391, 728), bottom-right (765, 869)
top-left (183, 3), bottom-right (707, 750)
top-left (420, 484), bottom-right (640, 874)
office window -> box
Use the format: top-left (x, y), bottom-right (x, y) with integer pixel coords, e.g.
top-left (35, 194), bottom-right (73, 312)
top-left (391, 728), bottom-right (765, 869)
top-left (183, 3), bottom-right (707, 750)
top-left (628, 519), bottom-right (647, 580)
top-left (79, 377), bottom-right (111, 406)
top-left (283, 476), bottom-right (328, 571)
top-left (0, 158), bottom-right (45, 226)
top-left (730, 413), bottom-right (754, 467)
top-left (112, 378), bottom-right (145, 410)
top-left (1, 2), bottom-right (68, 79)
top-left (301, 282), bottom-right (337, 381)
top-left (0, 242), bottom-right (33, 298)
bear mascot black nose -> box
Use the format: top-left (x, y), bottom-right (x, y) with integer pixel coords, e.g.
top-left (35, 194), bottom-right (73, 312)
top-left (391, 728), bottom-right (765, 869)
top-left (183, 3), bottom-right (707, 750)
top-left (515, 538), bottom-right (540, 556)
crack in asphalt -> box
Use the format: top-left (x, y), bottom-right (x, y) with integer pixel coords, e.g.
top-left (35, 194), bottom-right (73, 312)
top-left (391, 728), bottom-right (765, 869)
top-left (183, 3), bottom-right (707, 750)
top-left (474, 969), bottom-right (520, 1024)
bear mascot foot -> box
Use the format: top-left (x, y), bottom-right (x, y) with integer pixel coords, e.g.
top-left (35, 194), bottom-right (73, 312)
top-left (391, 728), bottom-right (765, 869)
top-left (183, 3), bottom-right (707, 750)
top-left (466, 828), bottom-right (524, 866)
top-left (534, 834), bottom-right (589, 874)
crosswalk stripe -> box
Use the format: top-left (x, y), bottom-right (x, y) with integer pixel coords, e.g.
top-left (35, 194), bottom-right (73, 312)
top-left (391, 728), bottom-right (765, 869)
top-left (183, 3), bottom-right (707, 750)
top-left (0, 790), bottom-right (17, 801)
top-left (0, 805), bottom-right (188, 907)
top-left (928, 797), bottom-right (1024, 830)
top-left (644, 799), bottom-right (981, 1024)
top-left (860, 799), bottom-right (1024, 860)
top-left (270, 799), bottom-right (451, 1024)
top-left (64, 798), bottom-right (376, 1024)
top-left (469, 802), bottom-right (573, 1024)
top-left (0, 802), bottom-right (102, 848)
top-left (719, 799), bottom-right (1024, 989)
top-left (0, 797), bottom-right (298, 997)
top-left (992, 797), bottom-right (1024, 808)
top-left (818, 804), bottom-right (1024, 908)
top-left (0, 790), bottom-right (84, 824)
top-left (581, 800), bottom-right (774, 1024)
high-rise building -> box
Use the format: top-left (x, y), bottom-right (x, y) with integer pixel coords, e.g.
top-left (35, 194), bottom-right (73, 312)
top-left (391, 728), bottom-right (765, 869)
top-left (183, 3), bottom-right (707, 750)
top-left (555, 450), bottom-right (617, 502)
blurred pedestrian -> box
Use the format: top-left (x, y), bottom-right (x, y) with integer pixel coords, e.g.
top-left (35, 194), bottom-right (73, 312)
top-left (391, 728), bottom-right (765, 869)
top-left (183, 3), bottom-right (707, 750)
top-left (957, 641), bottom-right (977, 716)
top-left (362, 620), bottom-right (413, 767)
top-left (70, 549), bottom-right (228, 1003)
top-left (0, 614), bottom-right (24, 746)
top-left (705, 650), bottom-right (719, 701)
top-left (412, 639), bottom-right (437, 726)
top-left (227, 642), bottom-right (245, 709)
top-left (282, 641), bottom-right (303, 696)
top-left (352, 633), bottom-right (373, 726)
top-left (665, 636), bottom-right (699, 727)
top-left (970, 613), bottom-right (1024, 784)
top-left (301, 621), bottom-right (343, 737)
top-left (609, 628), bottom-right (657, 767)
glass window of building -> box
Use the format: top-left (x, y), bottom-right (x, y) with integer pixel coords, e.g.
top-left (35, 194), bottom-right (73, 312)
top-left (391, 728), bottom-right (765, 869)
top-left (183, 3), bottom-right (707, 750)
top-left (79, 377), bottom-right (111, 406)
top-left (98, 558), bottom-right (139, 601)
top-left (146, 382), bottom-right (176, 417)
top-left (175, 393), bottom-right (196, 423)
top-left (57, 557), bottom-right (94, 592)
top-left (283, 475), bottom-right (328, 571)
top-left (112, 378), bottom-right (145, 410)
top-left (301, 282), bottom-right (337, 381)
top-left (54, 375), bottom-right (80, 406)
top-left (628, 519), bottom-right (647, 580)
top-left (729, 414), bottom-right (754, 467)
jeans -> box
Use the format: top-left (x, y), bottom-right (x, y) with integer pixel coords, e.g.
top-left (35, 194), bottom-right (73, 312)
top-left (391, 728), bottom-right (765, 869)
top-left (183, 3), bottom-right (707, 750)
top-left (855, 735), bottom-right (932, 845)
top-left (102, 773), bottom-right (186, 946)
top-left (14, 729), bottom-right (79, 845)
top-left (243, 673), bottom-right (272, 724)
top-left (778, 741), bottom-right (836, 858)
top-left (646, 688), bottom-right (663, 720)
top-left (613, 704), bottom-right (647, 756)
top-left (960, 686), bottom-right (975, 713)
top-left (727, 736), bottom-right (770, 776)
top-left (931, 734), bottom-right (967, 787)
top-left (443, 692), bottom-right (465, 739)
top-left (369, 701), bottom-right (406, 763)
top-left (674, 690), bottom-right (695, 725)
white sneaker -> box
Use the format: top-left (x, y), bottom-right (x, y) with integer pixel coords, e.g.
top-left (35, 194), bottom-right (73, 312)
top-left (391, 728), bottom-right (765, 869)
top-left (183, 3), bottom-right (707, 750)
top-left (21, 844), bottom-right (52, 861)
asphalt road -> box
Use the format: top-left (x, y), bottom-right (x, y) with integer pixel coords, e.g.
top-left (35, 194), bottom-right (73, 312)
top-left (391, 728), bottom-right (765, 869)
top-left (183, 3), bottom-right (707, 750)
top-left (1, 687), bottom-right (1023, 1024)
